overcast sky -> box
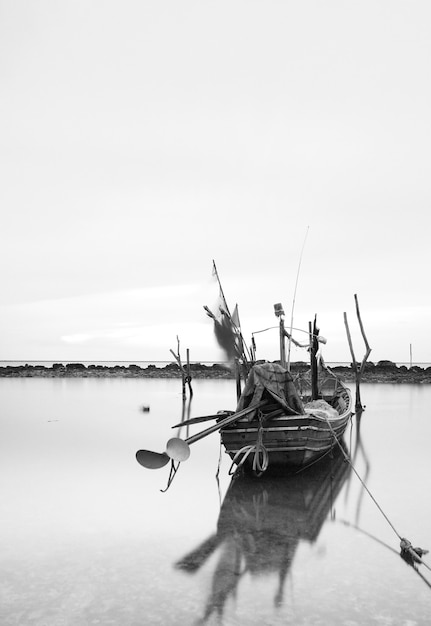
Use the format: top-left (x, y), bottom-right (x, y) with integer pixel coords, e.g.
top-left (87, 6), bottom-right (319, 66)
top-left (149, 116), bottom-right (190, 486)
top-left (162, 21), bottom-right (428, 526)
top-left (1, 1), bottom-right (430, 364)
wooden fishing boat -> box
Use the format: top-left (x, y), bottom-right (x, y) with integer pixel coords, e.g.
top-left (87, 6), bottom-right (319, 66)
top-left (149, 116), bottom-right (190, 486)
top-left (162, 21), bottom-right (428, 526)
top-left (136, 314), bottom-right (353, 476)
top-left (201, 263), bottom-right (354, 473)
top-left (220, 359), bottom-right (353, 472)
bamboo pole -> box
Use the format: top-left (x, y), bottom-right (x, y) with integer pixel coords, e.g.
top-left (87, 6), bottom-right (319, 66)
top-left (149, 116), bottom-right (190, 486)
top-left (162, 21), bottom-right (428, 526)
top-left (178, 336), bottom-right (185, 399)
top-left (343, 294), bottom-right (372, 411)
top-left (186, 348), bottom-right (193, 397)
top-left (170, 336), bottom-right (193, 400)
top-left (279, 316), bottom-right (287, 368)
top-left (310, 317), bottom-right (319, 400)
top-left (354, 294), bottom-right (372, 380)
top-left (343, 312), bottom-right (362, 409)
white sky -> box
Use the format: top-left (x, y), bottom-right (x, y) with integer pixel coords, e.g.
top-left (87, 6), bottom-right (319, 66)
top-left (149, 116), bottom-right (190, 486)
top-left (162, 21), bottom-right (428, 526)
top-left (1, 1), bottom-right (430, 364)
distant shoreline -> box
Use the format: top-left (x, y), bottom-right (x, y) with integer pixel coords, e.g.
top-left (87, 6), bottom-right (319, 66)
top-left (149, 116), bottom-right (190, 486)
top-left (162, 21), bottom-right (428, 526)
top-left (1, 361), bottom-right (431, 384)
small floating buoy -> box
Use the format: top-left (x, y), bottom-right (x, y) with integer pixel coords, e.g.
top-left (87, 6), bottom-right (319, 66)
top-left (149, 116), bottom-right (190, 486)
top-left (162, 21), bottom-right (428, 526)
top-left (141, 406), bottom-right (150, 413)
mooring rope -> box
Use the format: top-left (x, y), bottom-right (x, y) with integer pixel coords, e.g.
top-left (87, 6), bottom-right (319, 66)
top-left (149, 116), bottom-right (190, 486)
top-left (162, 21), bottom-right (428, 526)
top-left (252, 423), bottom-right (269, 474)
top-left (324, 415), bottom-right (431, 571)
top-left (228, 413), bottom-right (269, 476)
top-left (229, 441), bottom-right (269, 476)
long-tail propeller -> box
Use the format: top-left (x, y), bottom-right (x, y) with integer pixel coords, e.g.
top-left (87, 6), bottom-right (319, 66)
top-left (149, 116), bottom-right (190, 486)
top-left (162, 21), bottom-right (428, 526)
top-left (136, 400), bottom-right (267, 470)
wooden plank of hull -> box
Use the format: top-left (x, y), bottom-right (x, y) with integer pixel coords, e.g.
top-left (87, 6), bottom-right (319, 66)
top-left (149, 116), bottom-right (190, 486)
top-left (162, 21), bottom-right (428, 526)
top-left (225, 415), bottom-right (350, 433)
top-left (221, 424), bottom-right (349, 445)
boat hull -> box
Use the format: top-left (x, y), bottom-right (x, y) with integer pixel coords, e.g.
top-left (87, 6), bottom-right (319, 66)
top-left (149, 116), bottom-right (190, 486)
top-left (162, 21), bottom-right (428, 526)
top-left (221, 411), bottom-right (351, 468)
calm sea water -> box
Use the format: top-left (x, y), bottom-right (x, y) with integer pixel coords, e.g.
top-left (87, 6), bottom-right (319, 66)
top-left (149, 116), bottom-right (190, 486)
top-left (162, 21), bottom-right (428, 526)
top-left (1, 378), bottom-right (431, 625)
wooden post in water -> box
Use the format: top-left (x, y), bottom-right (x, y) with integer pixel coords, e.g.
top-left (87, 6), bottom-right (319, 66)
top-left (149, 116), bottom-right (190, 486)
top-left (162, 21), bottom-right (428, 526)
top-left (186, 348), bottom-right (193, 398)
top-left (170, 336), bottom-right (193, 400)
top-left (344, 294), bottom-right (371, 411)
top-left (177, 337), bottom-right (185, 399)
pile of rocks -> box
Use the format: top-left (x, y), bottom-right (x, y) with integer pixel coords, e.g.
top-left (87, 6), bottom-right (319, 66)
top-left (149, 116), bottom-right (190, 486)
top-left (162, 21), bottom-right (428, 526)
top-left (1, 360), bottom-right (431, 383)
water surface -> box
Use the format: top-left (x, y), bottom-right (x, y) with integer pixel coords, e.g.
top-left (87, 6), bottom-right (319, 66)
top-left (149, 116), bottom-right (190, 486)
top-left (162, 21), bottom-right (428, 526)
top-left (1, 379), bottom-right (430, 625)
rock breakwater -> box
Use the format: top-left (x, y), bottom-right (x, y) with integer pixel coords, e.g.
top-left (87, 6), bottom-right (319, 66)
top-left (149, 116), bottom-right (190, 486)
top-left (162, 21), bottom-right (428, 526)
top-left (1, 361), bottom-right (431, 383)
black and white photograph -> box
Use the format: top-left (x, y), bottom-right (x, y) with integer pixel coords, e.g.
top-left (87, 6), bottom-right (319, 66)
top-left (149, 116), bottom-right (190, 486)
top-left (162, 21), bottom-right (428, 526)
top-left (1, 2), bottom-right (431, 624)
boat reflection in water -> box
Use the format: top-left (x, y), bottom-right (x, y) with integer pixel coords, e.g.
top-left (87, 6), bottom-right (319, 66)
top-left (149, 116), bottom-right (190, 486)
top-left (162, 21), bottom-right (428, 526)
top-left (175, 446), bottom-right (351, 622)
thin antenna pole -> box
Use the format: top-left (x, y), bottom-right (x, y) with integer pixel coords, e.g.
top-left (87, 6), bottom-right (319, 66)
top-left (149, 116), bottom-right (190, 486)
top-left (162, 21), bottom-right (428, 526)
top-left (287, 226), bottom-right (309, 371)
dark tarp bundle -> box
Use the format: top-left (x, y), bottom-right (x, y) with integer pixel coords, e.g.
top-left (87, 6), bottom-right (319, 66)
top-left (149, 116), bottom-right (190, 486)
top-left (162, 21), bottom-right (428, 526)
top-left (236, 362), bottom-right (304, 419)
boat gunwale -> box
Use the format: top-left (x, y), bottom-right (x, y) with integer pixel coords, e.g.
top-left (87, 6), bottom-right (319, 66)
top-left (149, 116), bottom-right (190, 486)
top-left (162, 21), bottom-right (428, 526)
top-left (221, 421), bottom-right (350, 435)
top-left (222, 442), bottom-right (341, 453)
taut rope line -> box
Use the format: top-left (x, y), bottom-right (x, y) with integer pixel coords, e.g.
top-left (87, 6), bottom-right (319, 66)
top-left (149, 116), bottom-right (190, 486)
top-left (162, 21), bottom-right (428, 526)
top-left (324, 414), bottom-right (431, 572)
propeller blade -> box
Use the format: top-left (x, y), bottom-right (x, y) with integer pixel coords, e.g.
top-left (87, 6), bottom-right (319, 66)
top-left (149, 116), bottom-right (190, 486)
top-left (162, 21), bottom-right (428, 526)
top-left (136, 449), bottom-right (170, 469)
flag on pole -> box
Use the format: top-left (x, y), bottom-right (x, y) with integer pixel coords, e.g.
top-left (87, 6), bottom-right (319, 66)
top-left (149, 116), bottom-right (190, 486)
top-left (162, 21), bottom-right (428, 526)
top-left (231, 304), bottom-right (240, 329)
